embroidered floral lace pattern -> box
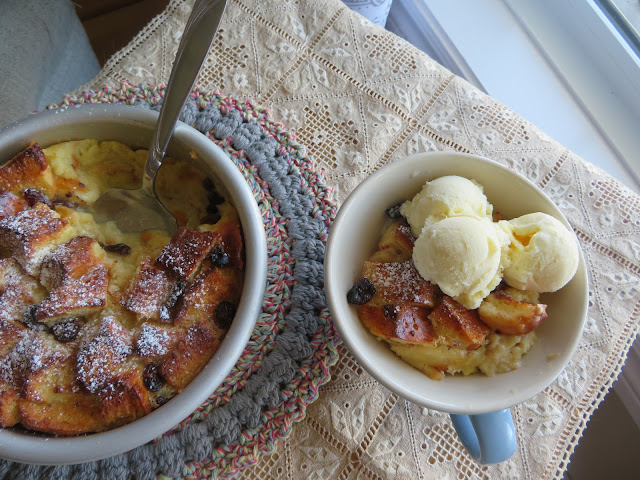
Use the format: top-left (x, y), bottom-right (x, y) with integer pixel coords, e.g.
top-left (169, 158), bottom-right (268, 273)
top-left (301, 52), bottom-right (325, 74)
top-left (79, 0), bottom-right (640, 478)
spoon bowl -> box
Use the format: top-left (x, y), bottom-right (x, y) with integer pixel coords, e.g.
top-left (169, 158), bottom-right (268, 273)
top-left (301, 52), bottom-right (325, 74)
top-left (91, 0), bottom-right (227, 233)
top-left (92, 181), bottom-right (178, 233)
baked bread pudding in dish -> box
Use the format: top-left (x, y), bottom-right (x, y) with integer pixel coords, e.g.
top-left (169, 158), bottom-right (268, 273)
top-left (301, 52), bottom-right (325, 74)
top-left (347, 175), bottom-right (578, 380)
top-left (0, 140), bottom-right (244, 434)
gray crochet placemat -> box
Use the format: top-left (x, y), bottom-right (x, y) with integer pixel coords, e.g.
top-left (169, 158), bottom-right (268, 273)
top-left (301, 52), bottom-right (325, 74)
top-left (0, 83), bottom-right (339, 480)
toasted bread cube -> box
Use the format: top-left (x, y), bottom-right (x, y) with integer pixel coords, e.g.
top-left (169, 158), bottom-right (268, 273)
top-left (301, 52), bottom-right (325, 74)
top-left (0, 283), bottom-right (41, 326)
top-left (428, 296), bottom-right (490, 349)
top-left (362, 261), bottom-right (436, 307)
top-left (135, 322), bottom-right (182, 358)
top-left (75, 316), bottom-right (151, 425)
top-left (0, 191), bottom-right (28, 220)
top-left (0, 331), bottom-right (70, 426)
top-left (156, 228), bottom-right (221, 281)
top-left (379, 219), bottom-right (415, 253)
top-left (359, 304), bottom-right (436, 344)
top-left (160, 322), bottom-right (221, 390)
top-left (19, 359), bottom-right (107, 434)
top-left (202, 202), bottom-right (244, 268)
top-left (36, 266), bottom-right (108, 325)
top-left (121, 258), bottom-right (176, 322)
top-left (0, 143), bottom-right (55, 195)
top-left (0, 203), bottom-right (71, 276)
top-left (0, 258), bottom-right (47, 324)
top-left (0, 273), bottom-right (31, 356)
top-left (76, 316), bottom-right (133, 393)
top-left (98, 369), bottom-right (151, 427)
top-left (39, 236), bottom-right (106, 290)
top-left (478, 288), bottom-right (547, 335)
top-left (369, 220), bottom-right (414, 263)
top-left (0, 329), bottom-right (33, 427)
top-left (173, 263), bottom-right (242, 329)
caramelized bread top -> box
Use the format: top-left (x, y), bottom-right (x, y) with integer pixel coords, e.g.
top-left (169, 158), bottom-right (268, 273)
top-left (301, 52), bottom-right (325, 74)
top-left (350, 218), bottom-right (545, 379)
top-left (0, 141), bottom-right (245, 435)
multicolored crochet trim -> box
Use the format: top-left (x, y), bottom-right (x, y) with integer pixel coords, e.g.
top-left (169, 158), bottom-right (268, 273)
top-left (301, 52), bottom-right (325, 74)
top-left (0, 82), bottom-right (340, 480)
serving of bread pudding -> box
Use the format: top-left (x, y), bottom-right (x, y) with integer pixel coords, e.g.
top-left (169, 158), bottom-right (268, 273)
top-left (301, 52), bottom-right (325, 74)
top-left (0, 140), bottom-right (244, 434)
top-left (347, 218), bottom-right (543, 380)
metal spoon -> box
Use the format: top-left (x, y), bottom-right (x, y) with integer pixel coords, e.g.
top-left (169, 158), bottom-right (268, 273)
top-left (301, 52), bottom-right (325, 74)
top-left (92, 0), bottom-right (228, 234)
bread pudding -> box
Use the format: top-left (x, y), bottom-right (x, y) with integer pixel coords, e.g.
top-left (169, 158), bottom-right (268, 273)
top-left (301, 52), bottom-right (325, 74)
top-left (0, 140), bottom-right (244, 434)
top-left (347, 218), bottom-right (543, 380)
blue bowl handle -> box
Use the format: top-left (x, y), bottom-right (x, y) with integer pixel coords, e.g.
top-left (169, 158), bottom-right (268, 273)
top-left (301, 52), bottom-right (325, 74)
top-left (449, 409), bottom-right (517, 464)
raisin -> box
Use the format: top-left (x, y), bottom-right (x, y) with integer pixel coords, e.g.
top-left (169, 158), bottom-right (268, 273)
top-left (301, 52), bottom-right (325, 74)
top-left (23, 304), bottom-right (46, 331)
top-left (383, 304), bottom-right (398, 320)
top-left (215, 301), bottom-right (236, 329)
top-left (143, 364), bottom-right (165, 392)
top-left (200, 212), bottom-right (221, 225)
top-left (210, 246), bottom-right (230, 267)
top-left (155, 396), bottom-right (168, 406)
top-left (202, 177), bottom-right (216, 192)
top-left (103, 243), bottom-right (131, 255)
top-left (346, 278), bottom-right (376, 305)
top-left (385, 202), bottom-right (404, 219)
top-left (51, 318), bottom-right (81, 342)
top-left (202, 177), bottom-right (225, 205)
top-left (207, 190), bottom-right (225, 206)
top-left (23, 188), bottom-right (51, 207)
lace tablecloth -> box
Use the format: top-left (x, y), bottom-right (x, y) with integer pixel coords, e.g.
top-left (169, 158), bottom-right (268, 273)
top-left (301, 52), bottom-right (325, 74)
top-left (78, 0), bottom-right (640, 478)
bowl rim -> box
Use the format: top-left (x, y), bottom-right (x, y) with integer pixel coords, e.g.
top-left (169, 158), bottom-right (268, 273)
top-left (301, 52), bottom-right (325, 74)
top-left (0, 104), bottom-right (268, 465)
top-left (325, 151), bottom-right (589, 415)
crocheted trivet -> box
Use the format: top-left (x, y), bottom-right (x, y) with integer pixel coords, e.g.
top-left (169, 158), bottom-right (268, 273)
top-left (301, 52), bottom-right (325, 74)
top-left (0, 83), bottom-right (340, 480)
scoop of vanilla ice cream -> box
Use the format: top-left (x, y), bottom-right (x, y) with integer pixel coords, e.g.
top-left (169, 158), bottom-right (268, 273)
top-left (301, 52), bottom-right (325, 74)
top-left (413, 216), bottom-right (508, 309)
top-left (500, 212), bottom-right (579, 292)
top-left (400, 175), bottom-right (493, 237)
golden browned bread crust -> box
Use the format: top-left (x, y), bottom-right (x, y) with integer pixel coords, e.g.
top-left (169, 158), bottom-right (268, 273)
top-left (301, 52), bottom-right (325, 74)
top-left (0, 203), bottom-right (71, 276)
top-left (156, 228), bottom-right (220, 281)
top-left (0, 143), bottom-right (54, 195)
top-left (0, 143), bottom-right (245, 434)
top-left (121, 258), bottom-right (175, 322)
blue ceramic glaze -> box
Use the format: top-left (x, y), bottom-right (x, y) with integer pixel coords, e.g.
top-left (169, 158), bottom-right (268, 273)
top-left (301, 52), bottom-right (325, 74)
top-left (450, 409), bottom-right (517, 464)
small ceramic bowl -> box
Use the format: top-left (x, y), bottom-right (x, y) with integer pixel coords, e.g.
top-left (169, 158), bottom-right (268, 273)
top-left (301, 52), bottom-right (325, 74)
top-left (0, 104), bottom-right (267, 465)
top-left (325, 152), bottom-right (588, 463)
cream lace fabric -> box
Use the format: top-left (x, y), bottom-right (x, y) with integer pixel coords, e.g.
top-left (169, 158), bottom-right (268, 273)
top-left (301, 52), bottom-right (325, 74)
top-left (79, 0), bottom-right (640, 478)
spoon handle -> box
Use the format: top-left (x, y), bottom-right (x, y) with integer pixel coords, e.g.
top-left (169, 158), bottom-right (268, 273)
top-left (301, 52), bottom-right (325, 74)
top-left (143, 0), bottom-right (228, 194)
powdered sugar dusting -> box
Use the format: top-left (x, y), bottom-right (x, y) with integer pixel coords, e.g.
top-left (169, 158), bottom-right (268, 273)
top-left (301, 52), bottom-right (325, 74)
top-left (39, 236), bottom-right (101, 290)
top-left (121, 258), bottom-right (173, 320)
top-left (76, 316), bottom-right (133, 394)
top-left (0, 203), bottom-right (68, 275)
top-left (365, 260), bottom-right (435, 305)
top-left (136, 323), bottom-right (172, 357)
top-left (36, 267), bottom-right (108, 320)
top-left (156, 228), bottom-right (219, 279)
top-left (0, 330), bottom-right (68, 389)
